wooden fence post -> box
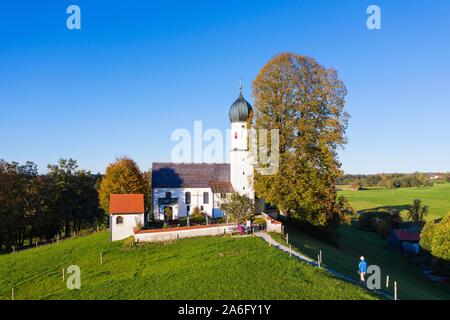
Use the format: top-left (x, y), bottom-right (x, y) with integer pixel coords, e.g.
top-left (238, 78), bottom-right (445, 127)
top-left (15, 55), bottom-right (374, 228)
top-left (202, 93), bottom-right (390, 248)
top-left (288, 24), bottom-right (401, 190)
top-left (289, 245), bottom-right (292, 257)
top-left (386, 275), bottom-right (390, 288)
top-left (317, 254), bottom-right (321, 268)
top-left (286, 233), bottom-right (289, 245)
top-left (11, 288), bottom-right (14, 300)
top-left (394, 281), bottom-right (398, 300)
top-left (319, 250), bottom-right (322, 264)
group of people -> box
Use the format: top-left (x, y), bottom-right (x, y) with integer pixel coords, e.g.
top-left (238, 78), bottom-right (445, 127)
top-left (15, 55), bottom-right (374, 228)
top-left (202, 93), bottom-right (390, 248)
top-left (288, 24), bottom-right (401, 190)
top-left (237, 223), bottom-right (252, 235)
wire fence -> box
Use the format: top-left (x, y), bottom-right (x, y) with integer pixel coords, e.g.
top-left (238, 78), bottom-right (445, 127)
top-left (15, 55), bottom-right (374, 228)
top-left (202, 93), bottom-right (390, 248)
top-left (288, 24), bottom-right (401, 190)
top-left (274, 230), bottom-right (449, 300)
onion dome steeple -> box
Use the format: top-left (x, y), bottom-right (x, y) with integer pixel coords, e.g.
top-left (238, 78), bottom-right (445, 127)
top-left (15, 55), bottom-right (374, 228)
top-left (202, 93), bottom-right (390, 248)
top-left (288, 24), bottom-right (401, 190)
top-left (229, 84), bottom-right (253, 123)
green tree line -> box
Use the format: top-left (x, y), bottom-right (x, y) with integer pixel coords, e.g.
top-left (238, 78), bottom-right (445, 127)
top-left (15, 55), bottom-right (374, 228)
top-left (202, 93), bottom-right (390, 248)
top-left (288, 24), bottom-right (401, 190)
top-left (336, 172), bottom-right (442, 189)
top-left (0, 158), bottom-right (104, 250)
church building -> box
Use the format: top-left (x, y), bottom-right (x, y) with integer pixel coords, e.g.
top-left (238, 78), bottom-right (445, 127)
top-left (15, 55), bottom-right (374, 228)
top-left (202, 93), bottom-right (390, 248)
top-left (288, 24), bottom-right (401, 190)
top-left (151, 87), bottom-right (254, 221)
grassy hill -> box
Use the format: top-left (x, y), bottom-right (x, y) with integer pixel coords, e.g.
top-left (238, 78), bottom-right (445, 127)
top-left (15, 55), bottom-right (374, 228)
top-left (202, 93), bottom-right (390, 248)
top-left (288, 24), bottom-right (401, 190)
top-left (271, 224), bottom-right (450, 300)
top-left (0, 232), bottom-right (377, 300)
top-left (339, 183), bottom-right (450, 220)
top-left (262, 183), bottom-right (450, 300)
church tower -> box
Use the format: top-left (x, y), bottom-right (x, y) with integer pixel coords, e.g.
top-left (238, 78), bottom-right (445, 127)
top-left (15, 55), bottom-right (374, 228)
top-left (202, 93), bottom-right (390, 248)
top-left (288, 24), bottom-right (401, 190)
top-left (229, 85), bottom-right (254, 200)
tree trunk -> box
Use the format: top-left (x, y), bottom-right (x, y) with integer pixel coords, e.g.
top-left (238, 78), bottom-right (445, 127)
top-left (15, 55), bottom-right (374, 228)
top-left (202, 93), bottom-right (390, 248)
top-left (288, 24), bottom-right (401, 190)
top-left (65, 221), bottom-right (70, 238)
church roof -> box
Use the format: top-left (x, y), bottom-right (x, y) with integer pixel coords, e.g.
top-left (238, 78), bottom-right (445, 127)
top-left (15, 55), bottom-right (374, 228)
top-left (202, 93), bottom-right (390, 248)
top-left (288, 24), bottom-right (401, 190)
top-left (152, 163), bottom-right (231, 189)
top-left (209, 181), bottom-right (234, 193)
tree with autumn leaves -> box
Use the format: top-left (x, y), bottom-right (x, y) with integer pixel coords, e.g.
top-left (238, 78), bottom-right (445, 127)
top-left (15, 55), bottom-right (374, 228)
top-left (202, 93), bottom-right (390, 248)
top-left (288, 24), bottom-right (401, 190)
top-left (252, 53), bottom-right (350, 238)
top-left (99, 157), bottom-right (151, 214)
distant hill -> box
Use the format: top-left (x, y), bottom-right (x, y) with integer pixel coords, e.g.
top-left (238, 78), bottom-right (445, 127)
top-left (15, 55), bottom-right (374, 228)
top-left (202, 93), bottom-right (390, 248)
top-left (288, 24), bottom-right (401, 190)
top-left (0, 232), bottom-right (377, 300)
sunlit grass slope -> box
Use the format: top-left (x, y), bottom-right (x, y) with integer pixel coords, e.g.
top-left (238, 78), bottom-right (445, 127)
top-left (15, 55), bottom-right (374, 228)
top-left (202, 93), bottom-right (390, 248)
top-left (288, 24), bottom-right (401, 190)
top-left (0, 231), bottom-right (376, 300)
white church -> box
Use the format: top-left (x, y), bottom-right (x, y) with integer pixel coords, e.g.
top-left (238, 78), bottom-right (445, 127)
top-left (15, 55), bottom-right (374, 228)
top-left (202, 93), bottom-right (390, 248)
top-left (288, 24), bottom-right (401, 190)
top-left (151, 87), bottom-right (255, 221)
top-left (109, 88), bottom-right (255, 241)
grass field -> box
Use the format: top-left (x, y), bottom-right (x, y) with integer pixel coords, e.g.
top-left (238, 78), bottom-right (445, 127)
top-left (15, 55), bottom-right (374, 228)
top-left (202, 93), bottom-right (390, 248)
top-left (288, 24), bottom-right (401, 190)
top-left (0, 232), bottom-right (377, 300)
top-left (338, 183), bottom-right (450, 220)
top-left (267, 183), bottom-right (450, 300)
top-left (271, 224), bottom-right (450, 300)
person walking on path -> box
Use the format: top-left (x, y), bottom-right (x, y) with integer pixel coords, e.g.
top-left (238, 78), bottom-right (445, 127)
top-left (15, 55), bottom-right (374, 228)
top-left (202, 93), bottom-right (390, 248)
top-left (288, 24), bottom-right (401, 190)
top-left (358, 256), bottom-right (368, 282)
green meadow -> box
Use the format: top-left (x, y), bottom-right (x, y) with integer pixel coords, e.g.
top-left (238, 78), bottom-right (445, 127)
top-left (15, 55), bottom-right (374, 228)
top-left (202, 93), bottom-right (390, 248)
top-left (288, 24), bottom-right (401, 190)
top-left (0, 232), bottom-right (376, 300)
top-left (271, 224), bottom-right (450, 300)
top-left (266, 183), bottom-right (450, 300)
top-left (339, 183), bottom-right (450, 220)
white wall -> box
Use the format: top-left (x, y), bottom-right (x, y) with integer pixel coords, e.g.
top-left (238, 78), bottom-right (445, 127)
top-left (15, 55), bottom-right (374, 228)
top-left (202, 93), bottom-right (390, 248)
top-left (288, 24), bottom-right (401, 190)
top-left (231, 122), bottom-right (248, 150)
top-left (230, 122), bottom-right (254, 199)
top-left (153, 187), bottom-right (217, 220)
top-left (110, 213), bottom-right (144, 241)
top-left (134, 224), bottom-right (237, 242)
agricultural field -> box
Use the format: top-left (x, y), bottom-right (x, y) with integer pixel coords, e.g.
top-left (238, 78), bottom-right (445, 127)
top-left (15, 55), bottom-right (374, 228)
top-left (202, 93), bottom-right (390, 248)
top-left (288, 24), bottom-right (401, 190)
top-left (0, 232), bottom-right (377, 300)
top-left (338, 183), bottom-right (450, 220)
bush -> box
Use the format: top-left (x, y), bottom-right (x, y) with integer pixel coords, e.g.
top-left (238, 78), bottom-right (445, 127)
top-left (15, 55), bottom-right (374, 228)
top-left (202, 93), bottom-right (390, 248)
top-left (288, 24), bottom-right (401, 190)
top-left (179, 213), bottom-right (206, 226)
top-left (358, 211), bottom-right (388, 231)
top-left (191, 207), bottom-right (202, 217)
top-left (420, 220), bottom-right (437, 253)
top-left (375, 219), bottom-right (392, 238)
top-left (190, 215), bottom-right (206, 225)
top-left (122, 236), bottom-right (135, 249)
top-left (431, 213), bottom-right (450, 261)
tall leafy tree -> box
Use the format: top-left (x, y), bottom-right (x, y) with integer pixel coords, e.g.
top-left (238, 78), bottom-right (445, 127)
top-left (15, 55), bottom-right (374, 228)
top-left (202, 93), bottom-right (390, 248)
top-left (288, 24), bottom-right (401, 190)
top-left (48, 159), bottom-right (103, 237)
top-left (99, 157), bottom-right (149, 213)
top-left (252, 53), bottom-right (349, 235)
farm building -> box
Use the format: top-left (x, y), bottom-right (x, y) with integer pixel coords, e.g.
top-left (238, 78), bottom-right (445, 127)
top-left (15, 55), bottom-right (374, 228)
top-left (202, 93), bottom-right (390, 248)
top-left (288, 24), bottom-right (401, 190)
top-left (389, 229), bottom-right (421, 254)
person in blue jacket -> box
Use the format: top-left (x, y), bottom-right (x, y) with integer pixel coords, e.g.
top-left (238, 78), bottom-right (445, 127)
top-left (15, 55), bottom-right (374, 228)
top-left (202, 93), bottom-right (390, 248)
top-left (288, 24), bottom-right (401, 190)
top-left (358, 256), bottom-right (368, 282)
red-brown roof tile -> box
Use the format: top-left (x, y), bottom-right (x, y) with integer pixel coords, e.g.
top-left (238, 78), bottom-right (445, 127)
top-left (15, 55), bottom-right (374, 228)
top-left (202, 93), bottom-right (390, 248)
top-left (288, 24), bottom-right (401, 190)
top-left (109, 194), bottom-right (144, 215)
top-left (393, 230), bottom-right (420, 242)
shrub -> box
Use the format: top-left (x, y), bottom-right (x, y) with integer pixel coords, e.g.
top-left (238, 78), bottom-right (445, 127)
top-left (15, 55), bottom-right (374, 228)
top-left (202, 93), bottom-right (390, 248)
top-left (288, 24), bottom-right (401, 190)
top-left (420, 220), bottom-right (437, 253)
top-left (431, 213), bottom-right (450, 261)
top-left (191, 207), bottom-right (202, 217)
top-left (189, 207), bottom-right (206, 225)
top-left (358, 211), bottom-right (388, 231)
top-left (375, 219), bottom-right (392, 238)
top-left (387, 210), bottom-right (403, 228)
top-left (122, 236), bottom-right (135, 249)
top-left (190, 215), bottom-right (206, 225)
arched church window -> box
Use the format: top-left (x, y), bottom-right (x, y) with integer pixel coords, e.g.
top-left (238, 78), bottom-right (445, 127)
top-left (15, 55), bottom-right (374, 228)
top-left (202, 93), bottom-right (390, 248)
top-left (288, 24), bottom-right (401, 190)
top-left (203, 192), bottom-right (209, 204)
top-left (166, 192), bottom-right (172, 198)
top-left (185, 192), bottom-right (191, 204)
top-left (116, 216), bottom-right (123, 224)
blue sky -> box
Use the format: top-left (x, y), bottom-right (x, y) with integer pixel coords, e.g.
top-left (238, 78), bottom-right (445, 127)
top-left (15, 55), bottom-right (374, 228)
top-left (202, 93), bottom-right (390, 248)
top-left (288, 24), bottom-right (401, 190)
top-left (0, 0), bottom-right (449, 174)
